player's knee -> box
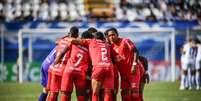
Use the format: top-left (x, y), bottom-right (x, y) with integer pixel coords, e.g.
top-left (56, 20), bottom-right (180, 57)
top-left (131, 89), bottom-right (139, 94)
top-left (91, 79), bottom-right (101, 95)
top-left (104, 89), bottom-right (112, 94)
top-left (131, 89), bottom-right (140, 98)
top-left (60, 91), bottom-right (72, 96)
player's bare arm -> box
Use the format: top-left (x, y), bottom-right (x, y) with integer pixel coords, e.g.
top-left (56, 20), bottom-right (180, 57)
top-left (143, 57), bottom-right (150, 84)
top-left (131, 48), bottom-right (138, 74)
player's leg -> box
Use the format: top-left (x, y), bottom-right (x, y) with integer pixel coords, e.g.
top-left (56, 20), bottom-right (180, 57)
top-left (180, 62), bottom-right (188, 90)
top-left (195, 60), bottom-right (201, 90)
top-left (139, 82), bottom-right (145, 101)
top-left (91, 67), bottom-right (103, 101)
top-left (189, 63), bottom-right (196, 89)
top-left (102, 68), bottom-right (114, 101)
top-left (47, 74), bottom-right (62, 101)
top-left (120, 78), bottom-right (131, 101)
top-left (46, 69), bottom-right (53, 101)
top-left (112, 68), bottom-right (119, 101)
top-left (74, 75), bottom-right (86, 101)
top-left (60, 73), bottom-right (73, 101)
top-left (103, 89), bottom-right (113, 101)
top-left (180, 70), bottom-right (188, 90)
top-left (130, 66), bottom-right (141, 101)
top-left (85, 78), bottom-right (92, 101)
top-left (91, 79), bottom-right (101, 101)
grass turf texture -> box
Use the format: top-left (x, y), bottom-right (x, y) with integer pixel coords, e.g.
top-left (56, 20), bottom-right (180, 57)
top-left (0, 82), bottom-right (201, 101)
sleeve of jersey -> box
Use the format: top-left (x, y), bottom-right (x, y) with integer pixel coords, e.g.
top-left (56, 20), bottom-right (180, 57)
top-left (125, 39), bottom-right (136, 51)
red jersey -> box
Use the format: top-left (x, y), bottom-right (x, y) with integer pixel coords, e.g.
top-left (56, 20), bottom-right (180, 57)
top-left (81, 39), bottom-right (113, 67)
top-left (52, 38), bottom-right (71, 76)
top-left (64, 44), bottom-right (90, 75)
top-left (111, 38), bottom-right (136, 77)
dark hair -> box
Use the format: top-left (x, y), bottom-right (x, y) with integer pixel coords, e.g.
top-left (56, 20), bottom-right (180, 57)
top-left (88, 27), bottom-right (98, 34)
top-left (94, 32), bottom-right (105, 41)
top-left (81, 31), bottom-right (94, 39)
top-left (69, 26), bottom-right (79, 38)
top-left (105, 27), bottom-right (118, 36)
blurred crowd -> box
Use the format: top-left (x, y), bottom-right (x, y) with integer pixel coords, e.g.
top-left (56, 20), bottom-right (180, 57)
top-left (0, 0), bottom-right (201, 22)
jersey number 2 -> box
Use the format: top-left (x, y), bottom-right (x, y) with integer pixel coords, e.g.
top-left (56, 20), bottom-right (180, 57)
top-left (101, 48), bottom-right (108, 61)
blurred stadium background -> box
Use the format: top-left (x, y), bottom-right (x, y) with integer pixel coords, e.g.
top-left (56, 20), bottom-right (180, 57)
top-left (0, 0), bottom-right (201, 100)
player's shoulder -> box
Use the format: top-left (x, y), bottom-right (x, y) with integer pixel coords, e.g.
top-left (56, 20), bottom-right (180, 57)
top-left (122, 38), bottom-right (133, 43)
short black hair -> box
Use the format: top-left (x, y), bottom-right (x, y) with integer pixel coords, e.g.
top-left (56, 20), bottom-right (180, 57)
top-left (81, 31), bottom-right (94, 39)
top-left (94, 32), bottom-right (105, 41)
top-left (88, 27), bottom-right (98, 34)
top-left (105, 27), bottom-right (118, 36)
top-left (69, 26), bottom-right (79, 38)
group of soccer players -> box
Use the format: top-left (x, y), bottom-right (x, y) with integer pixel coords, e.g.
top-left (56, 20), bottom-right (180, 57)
top-left (180, 36), bottom-right (201, 90)
top-left (38, 26), bottom-right (150, 101)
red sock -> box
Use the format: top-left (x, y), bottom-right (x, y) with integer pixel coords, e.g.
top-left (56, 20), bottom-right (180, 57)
top-left (121, 91), bottom-right (131, 101)
top-left (60, 95), bottom-right (71, 101)
top-left (47, 93), bottom-right (57, 101)
top-left (131, 93), bottom-right (141, 101)
top-left (104, 91), bottom-right (112, 101)
top-left (92, 94), bottom-right (98, 101)
top-left (77, 96), bottom-right (85, 101)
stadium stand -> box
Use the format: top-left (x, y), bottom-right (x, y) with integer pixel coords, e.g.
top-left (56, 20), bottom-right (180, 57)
top-left (0, 0), bottom-right (200, 22)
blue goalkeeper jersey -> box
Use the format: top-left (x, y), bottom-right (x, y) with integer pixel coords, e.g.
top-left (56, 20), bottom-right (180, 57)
top-left (40, 47), bottom-right (56, 87)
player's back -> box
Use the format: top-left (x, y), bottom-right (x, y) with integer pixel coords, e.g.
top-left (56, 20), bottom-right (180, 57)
top-left (51, 38), bottom-right (71, 75)
top-left (89, 39), bottom-right (113, 67)
top-left (65, 44), bottom-right (90, 74)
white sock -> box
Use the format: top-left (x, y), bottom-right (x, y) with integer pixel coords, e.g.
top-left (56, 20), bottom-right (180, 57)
top-left (180, 74), bottom-right (185, 88)
top-left (196, 72), bottom-right (200, 88)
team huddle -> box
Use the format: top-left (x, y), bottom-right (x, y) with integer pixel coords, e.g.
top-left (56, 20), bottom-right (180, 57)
top-left (180, 37), bottom-right (201, 90)
top-left (38, 26), bottom-right (150, 101)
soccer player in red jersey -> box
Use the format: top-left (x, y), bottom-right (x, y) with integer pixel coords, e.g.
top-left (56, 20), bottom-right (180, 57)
top-left (86, 27), bottom-right (98, 101)
top-left (46, 26), bottom-right (79, 101)
top-left (68, 31), bottom-right (114, 101)
top-left (60, 31), bottom-right (93, 101)
top-left (104, 30), bottom-right (119, 101)
top-left (106, 28), bottom-right (138, 101)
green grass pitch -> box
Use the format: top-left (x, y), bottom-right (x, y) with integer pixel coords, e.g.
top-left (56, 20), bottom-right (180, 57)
top-left (0, 82), bottom-right (201, 101)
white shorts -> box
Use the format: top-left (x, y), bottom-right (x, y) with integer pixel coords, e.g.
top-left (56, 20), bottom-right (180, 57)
top-left (181, 60), bottom-right (196, 71)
